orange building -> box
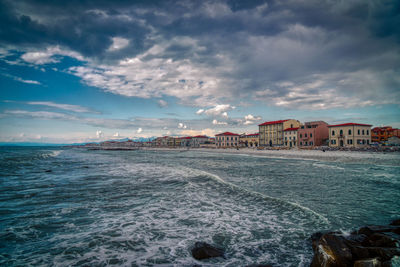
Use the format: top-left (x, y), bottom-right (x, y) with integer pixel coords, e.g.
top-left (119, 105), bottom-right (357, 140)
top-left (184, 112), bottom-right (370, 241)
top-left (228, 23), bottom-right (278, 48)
top-left (371, 126), bottom-right (400, 143)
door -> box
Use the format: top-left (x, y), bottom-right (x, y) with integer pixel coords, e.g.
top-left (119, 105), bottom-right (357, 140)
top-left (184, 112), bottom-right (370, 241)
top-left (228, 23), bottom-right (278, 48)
top-left (340, 140), bottom-right (344, 147)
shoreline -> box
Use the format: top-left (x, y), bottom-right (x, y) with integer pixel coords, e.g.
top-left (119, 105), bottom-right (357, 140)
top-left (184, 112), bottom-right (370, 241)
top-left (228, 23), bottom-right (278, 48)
top-left (76, 146), bottom-right (400, 163)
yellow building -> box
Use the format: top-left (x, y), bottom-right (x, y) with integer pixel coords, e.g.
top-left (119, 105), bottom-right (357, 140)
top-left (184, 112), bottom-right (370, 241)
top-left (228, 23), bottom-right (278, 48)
top-left (240, 133), bottom-right (259, 147)
top-left (284, 127), bottom-right (299, 148)
top-left (215, 132), bottom-right (240, 148)
top-left (259, 119), bottom-right (300, 146)
top-left (328, 123), bottom-right (372, 147)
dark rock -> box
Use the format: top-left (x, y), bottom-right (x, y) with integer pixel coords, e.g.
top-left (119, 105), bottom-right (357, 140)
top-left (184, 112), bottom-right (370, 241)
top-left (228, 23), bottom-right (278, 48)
top-left (367, 247), bottom-right (400, 261)
top-left (348, 245), bottom-right (371, 261)
top-left (368, 233), bottom-right (398, 248)
top-left (45, 169), bottom-right (52, 172)
top-left (357, 226), bottom-right (399, 237)
top-left (311, 233), bottom-right (353, 267)
top-left (353, 258), bottom-right (381, 267)
top-left (390, 219), bottom-right (400, 226)
top-left (191, 242), bottom-right (224, 260)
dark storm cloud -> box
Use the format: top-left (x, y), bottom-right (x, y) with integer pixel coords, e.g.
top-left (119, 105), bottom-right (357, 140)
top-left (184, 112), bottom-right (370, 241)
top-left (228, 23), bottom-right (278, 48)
top-left (1, 0), bottom-right (399, 109)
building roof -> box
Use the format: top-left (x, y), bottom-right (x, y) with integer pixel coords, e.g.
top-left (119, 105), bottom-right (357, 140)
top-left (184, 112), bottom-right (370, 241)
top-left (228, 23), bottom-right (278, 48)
top-left (215, 132), bottom-right (239, 136)
top-left (372, 126), bottom-right (395, 132)
top-left (245, 133), bottom-right (259, 136)
top-left (284, 127), bottom-right (299, 131)
top-left (192, 135), bottom-right (208, 138)
top-left (180, 136), bottom-right (192, 139)
top-left (258, 119), bottom-right (289, 126)
top-left (328, 123), bottom-right (372, 127)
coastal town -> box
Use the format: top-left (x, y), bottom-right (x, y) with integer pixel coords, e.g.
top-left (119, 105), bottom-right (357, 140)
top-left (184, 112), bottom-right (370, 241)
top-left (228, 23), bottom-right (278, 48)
top-left (82, 119), bottom-right (400, 150)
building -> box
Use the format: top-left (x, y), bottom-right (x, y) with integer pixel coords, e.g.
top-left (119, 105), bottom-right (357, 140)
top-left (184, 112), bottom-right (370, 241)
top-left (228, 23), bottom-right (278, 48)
top-left (180, 137), bottom-right (192, 147)
top-left (328, 123), bottom-right (372, 148)
top-left (240, 133), bottom-right (259, 147)
top-left (258, 119), bottom-right (300, 147)
top-left (215, 132), bottom-right (239, 148)
top-left (298, 121), bottom-right (329, 147)
top-left (371, 126), bottom-right (400, 143)
top-left (284, 128), bottom-right (299, 148)
top-left (192, 135), bottom-right (209, 147)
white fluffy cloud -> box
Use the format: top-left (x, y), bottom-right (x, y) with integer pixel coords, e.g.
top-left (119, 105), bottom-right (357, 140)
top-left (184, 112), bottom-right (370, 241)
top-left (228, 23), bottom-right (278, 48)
top-left (21, 46), bottom-right (84, 65)
top-left (113, 132), bottom-right (120, 137)
top-left (137, 127), bottom-right (143, 133)
top-left (212, 119), bottom-right (227, 125)
top-left (107, 37), bottom-right (130, 51)
top-left (178, 123), bottom-right (187, 129)
top-left (196, 104), bottom-right (235, 117)
top-left (96, 130), bottom-right (103, 138)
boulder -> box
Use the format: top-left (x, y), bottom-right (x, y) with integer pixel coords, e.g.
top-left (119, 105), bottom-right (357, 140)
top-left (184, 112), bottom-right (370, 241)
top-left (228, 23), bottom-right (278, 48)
top-left (311, 233), bottom-right (353, 267)
top-left (191, 242), bottom-right (224, 260)
top-left (311, 221), bottom-right (400, 266)
top-left (353, 258), bottom-right (381, 267)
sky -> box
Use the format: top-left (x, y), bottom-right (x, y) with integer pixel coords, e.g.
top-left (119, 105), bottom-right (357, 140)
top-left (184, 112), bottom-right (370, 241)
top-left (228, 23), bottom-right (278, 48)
top-left (0, 0), bottom-right (399, 144)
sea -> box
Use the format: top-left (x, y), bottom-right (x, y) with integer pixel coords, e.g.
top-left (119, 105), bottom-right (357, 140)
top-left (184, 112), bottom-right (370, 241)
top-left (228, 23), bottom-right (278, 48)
top-left (1, 147), bottom-right (399, 266)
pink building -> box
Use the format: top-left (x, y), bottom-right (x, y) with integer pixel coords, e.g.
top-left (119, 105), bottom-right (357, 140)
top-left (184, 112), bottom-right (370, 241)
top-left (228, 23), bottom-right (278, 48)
top-left (298, 121), bottom-right (329, 147)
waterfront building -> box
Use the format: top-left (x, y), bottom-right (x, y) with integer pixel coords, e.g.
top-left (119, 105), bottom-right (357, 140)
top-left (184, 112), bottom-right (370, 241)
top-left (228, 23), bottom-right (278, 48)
top-left (215, 132), bottom-right (239, 148)
top-left (180, 137), bottom-right (192, 147)
top-left (240, 133), bottom-right (259, 147)
top-left (258, 119), bottom-right (300, 147)
top-left (174, 137), bottom-right (182, 147)
top-left (371, 126), bottom-right (400, 143)
top-left (192, 135), bottom-right (209, 147)
top-left (298, 121), bottom-right (329, 147)
top-left (284, 128), bottom-right (299, 148)
top-left (328, 123), bottom-right (372, 147)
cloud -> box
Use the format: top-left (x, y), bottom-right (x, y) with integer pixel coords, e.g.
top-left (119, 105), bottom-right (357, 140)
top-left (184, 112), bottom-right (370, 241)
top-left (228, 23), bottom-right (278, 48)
top-left (178, 122), bottom-right (187, 129)
top-left (196, 104), bottom-right (235, 117)
top-left (25, 101), bottom-right (97, 113)
top-left (137, 127), bottom-right (143, 134)
top-left (157, 99), bottom-right (168, 108)
top-left (21, 46), bottom-right (84, 65)
top-left (96, 130), bottom-right (103, 138)
top-left (1, 73), bottom-right (41, 85)
top-left (107, 37), bottom-right (130, 51)
top-left (212, 119), bottom-right (227, 125)
top-left (113, 132), bottom-right (120, 137)
top-left (180, 128), bottom-right (215, 137)
top-left (1, 0), bottom-right (399, 110)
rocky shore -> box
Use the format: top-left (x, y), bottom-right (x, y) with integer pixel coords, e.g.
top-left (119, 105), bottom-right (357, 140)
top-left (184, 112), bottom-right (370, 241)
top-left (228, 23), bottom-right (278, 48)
top-left (311, 219), bottom-right (400, 266)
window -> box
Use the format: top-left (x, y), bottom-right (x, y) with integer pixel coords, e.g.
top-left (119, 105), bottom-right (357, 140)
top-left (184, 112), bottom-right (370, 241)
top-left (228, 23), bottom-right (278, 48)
top-left (305, 133), bottom-right (307, 137)
top-left (310, 133), bottom-right (312, 137)
top-left (362, 130), bottom-right (365, 135)
top-left (310, 141), bottom-right (313, 145)
top-left (332, 130), bottom-right (335, 136)
top-left (367, 130), bottom-right (369, 135)
top-left (300, 134), bottom-right (302, 138)
top-left (358, 129), bottom-right (360, 135)
top-left (305, 141), bottom-right (308, 146)
top-left (289, 136), bottom-right (292, 140)
top-left (285, 137), bottom-right (287, 140)
top-left (340, 130), bottom-right (343, 135)
top-left (348, 129), bottom-right (352, 135)
top-left (367, 140), bottom-right (370, 144)
top-left (300, 142), bottom-right (303, 145)
top-left (331, 140), bottom-right (336, 144)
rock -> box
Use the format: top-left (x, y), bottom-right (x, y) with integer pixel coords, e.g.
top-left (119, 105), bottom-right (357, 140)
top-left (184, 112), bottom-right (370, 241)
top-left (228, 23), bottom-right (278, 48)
top-left (311, 233), bottom-right (353, 267)
top-left (368, 233), bottom-right (398, 248)
top-left (191, 242), bottom-right (224, 260)
top-left (45, 169), bottom-right (52, 172)
top-left (390, 219), bottom-right (400, 226)
top-left (367, 247), bottom-right (400, 262)
top-left (353, 258), bottom-right (381, 267)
